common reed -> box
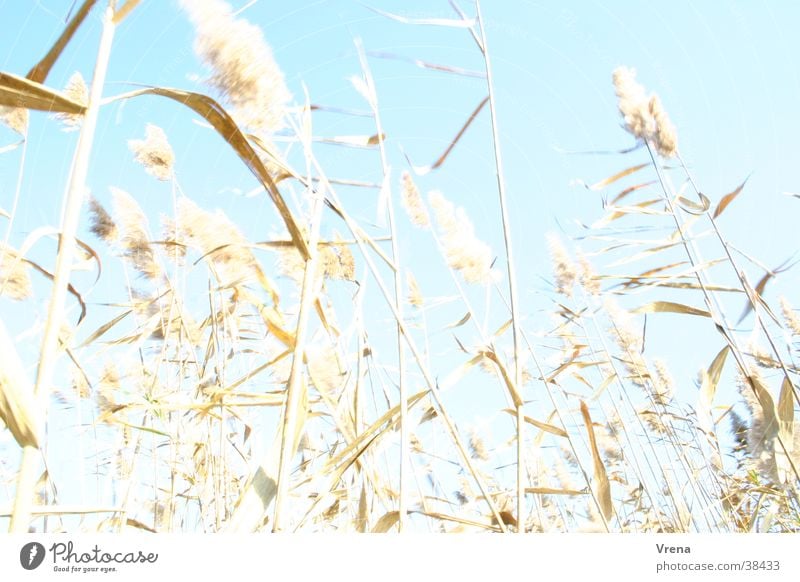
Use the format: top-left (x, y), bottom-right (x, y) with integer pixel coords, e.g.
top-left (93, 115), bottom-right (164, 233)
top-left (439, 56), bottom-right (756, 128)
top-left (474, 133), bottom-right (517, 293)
top-left (0, 0), bottom-right (797, 535)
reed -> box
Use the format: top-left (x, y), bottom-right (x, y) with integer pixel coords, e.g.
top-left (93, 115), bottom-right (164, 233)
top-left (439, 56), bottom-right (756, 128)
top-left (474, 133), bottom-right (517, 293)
top-left (0, 0), bottom-right (796, 534)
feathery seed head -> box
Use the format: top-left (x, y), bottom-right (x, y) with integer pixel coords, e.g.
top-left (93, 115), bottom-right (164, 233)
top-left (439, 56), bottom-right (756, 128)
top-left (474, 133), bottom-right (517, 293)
top-left (400, 171), bottom-right (430, 228)
top-left (547, 234), bottom-right (578, 297)
top-left (604, 298), bottom-right (642, 354)
top-left (429, 190), bottom-right (497, 285)
top-left (468, 429), bottom-right (489, 461)
top-left (407, 271), bottom-right (424, 308)
top-left (321, 236), bottom-right (356, 282)
top-left (54, 72), bottom-right (88, 131)
top-left (648, 95), bottom-right (678, 157)
top-left (178, 198), bottom-right (259, 287)
top-left (577, 250), bottom-right (601, 295)
top-left (0, 243), bottom-right (32, 300)
top-left (96, 361), bottom-right (120, 416)
top-left (88, 196), bottom-right (118, 243)
top-left (161, 215), bottom-right (187, 264)
top-left (0, 106), bottom-right (28, 135)
top-left (613, 66), bottom-right (652, 138)
top-left (277, 235), bottom-right (355, 285)
top-left (612, 66), bottom-right (677, 157)
top-left (651, 358), bottom-right (674, 405)
top-left (129, 124), bottom-right (175, 181)
top-left (179, 0), bottom-right (291, 133)
top-left (111, 187), bottom-right (162, 280)
top-left (779, 296), bottom-right (800, 336)
top-left (177, 197), bottom-right (258, 287)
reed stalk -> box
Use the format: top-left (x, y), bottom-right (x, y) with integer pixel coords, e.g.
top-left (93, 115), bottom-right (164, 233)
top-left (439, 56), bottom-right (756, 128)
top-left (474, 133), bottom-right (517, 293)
top-left (9, 3), bottom-right (116, 533)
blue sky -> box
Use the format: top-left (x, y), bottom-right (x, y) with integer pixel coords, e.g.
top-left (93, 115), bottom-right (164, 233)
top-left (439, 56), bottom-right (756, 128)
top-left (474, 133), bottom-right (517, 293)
top-left (1, 0), bottom-right (799, 530)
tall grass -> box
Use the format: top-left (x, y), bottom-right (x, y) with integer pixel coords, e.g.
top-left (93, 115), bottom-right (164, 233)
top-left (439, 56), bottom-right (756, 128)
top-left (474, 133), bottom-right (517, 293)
top-left (0, 0), bottom-right (797, 533)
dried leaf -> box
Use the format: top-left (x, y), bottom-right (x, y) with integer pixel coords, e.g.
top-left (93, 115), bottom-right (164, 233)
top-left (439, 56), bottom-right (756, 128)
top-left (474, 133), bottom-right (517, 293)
top-left (419, 511), bottom-right (498, 532)
top-left (699, 346), bottom-right (729, 416)
top-left (372, 511), bottom-right (400, 533)
top-left (592, 198), bottom-right (663, 228)
top-left (610, 180), bottom-right (656, 205)
top-left (778, 376), bottom-right (795, 443)
top-left (491, 318), bottom-right (513, 339)
top-left (580, 401), bottom-right (612, 521)
top-left (78, 310), bottom-right (132, 348)
top-left (405, 96), bottom-right (488, 175)
top-left (737, 271), bottom-right (772, 324)
top-left (502, 409), bottom-right (567, 437)
top-left (480, 350), bottom-right (523, 407)
top-left (316, 133), bottom-right (385, 148)
top-left (632, 301), bottom-right (710, 318)
top-left (713, 176), bottom-right (750, 219)
top-left (368, 7), bottom-right (476, 28)
top-left (675, 193), bottom-right (710, 215)
top-left (357, 483), bottom-right (368, 533)
top-left (106, 87), bottom-right (310, 259)
top-left (0, 71), bottom-right (86, 114)
top-left (323, 391), bottom-right (428, 477)
top-left (113, 0), bottom-right (142, 24)
top-left (446, 312), bottom-right (471, 329)
top-left (525, 487), bottom-right (587, 496)
top-left (366, 51), bottom-right (485, 78)
top-left (27, 0), bottom-right (98, 83)
top-left (0, 141), bottom-right (23, 155)
top-left (588, 163), bottom-right (649, 191)
top-left (748, 375), bottom-right (779, 442)
top-left (0, 319), bottom-right (40, 448)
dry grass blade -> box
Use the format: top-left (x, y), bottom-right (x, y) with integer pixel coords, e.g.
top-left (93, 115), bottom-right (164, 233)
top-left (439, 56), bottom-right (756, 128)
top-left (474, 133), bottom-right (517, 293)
top-left (292, 391), bottom-right (428, 528)
top-left (713, 176), bottom-right (750, 219)
top-left (778, 377), bottom-right (795, 442)
top-left (78, 310), bottom-right (131, 348)
top-left (632, 301), bottom-right (711, 318)
top-left (579, 400), bottom-right (613, 521)
top-left (405, 96), bottom-right (489, 175)
top-left (737, 271), bottom-right (772, 325)
top-left (26, 0), bottom-right (99, 83)
top-left (417, 511), bottom-right (500, 532)
top-left (316, 133), bottom-right (384, 147)
top-left (356, 484), bottom-right (368, 533)
top-left (748, 375), bottom-right (779, 442)
top-left (0, 141), bottom-right (24, 154)
top-left (23, 255), bottom-right (88, 323)
top-left (0, 319), bottom-right (40, 448)
top-left (592, 199), bottom-right (664, 228)
top-left (611, 180), bottom-right (656, 205)
top-left (113, 0), bottom-right (143, 24)
top-left (446, 312), bottom-right (471, 329)
top-left (479, 350), bottom-right (523, 407)
top-left (586, 163), bottom-right (649, 191)
top-left (621, 260), bottom-right (688, 284)
top-left (372, 511), bottom-right (400, 533)
top-left (367, 6), bottom-right (476, 28)
top-left (546, 358), bottom-right (606, 384)
top-left (0, 505), bottom-right (121, 518)
top-left (699, 346), bottom-right (729, 419)
top-left (501, 409), bottom-right (567, 437)
top-left (0, 71), bottom-right (87, 114)
top-left (323, 390), bottom-right (428, 476)
top-left (107, 87), bottom-right (310, 259)
top-left (525, 487), bottom-right (588, 496)
top-left (676, 193), bottom-right (711, 215)
top-left (366, 51), bottom-right (486, 78)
